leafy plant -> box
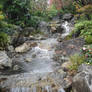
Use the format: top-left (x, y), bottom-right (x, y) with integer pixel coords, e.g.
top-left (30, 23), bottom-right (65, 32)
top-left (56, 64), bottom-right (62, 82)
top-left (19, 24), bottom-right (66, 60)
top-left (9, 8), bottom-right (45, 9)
top-left (0, 32), bottom-right (10, 49)
top-left (3, 0), bottom-right (30, 27)
top-left (81, 45), bottom-right (92, 64)
top-left (76, 4), bottom-right (92, 20)
top-left (85, 35), bottom-right (92, 44)
top-left (47, 5), bottom-right (58, 19)
top-left (69, 54), bottom-right (85, 70)
top-left (70, 20), bottom-right (92, 44)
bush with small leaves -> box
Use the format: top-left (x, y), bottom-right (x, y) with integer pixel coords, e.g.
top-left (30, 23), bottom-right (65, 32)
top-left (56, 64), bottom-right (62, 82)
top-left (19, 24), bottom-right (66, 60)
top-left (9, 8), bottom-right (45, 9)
top-left (69, 20), bottom-right (92, 44)
top-left (0, 32), bottom-right (10, 50)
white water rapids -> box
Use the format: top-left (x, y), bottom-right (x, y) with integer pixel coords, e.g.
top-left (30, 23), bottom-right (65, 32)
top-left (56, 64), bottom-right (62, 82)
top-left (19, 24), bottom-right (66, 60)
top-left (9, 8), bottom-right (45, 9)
top-left (62, 21), bottom-right (72, 38)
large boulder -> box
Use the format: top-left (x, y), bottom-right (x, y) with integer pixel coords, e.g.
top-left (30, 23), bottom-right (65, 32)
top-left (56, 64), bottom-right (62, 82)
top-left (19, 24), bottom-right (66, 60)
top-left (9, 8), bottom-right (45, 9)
top-left (72, 64), bottom-right (92, 92)
top-left (38, 21), bottom-right (49, 35)
top-left (0, 51), bottom-right (12, 69)
top-left (49, 21), bottom-right (64, 34)
top-left (15, 42), bottom-right (37, 53)
top-left (56, 37), bottom-right (85, 56)
top-left (22, 27), bottom-right (35, 37)
top-left (11, 27), bottom-right (35, 47)
top-left (62, 13), bottom-right (73, 21)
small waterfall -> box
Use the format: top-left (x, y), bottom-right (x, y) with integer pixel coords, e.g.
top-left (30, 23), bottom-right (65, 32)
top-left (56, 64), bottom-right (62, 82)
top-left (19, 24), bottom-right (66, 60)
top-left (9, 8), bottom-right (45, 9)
top-left (62, 21), bottom-right (71, 38)
top-left (10, 87), bottom-right (30, 92)
top-left (58, 88), bottom-right (65, 92)
top-left (10, 86), bottom-right (65, 92)
top-left (44, 86), bottom-right (52, 92)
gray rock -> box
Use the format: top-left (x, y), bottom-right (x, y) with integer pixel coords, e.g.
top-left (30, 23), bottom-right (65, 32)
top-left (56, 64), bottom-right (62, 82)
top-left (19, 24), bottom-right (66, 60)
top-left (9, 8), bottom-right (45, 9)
top-left (56, 37), bottom-right (85, 56)
top-left (38, 21), bottom-right (49, 35)
top-left (15, 43), bottom-right (31, 53)
top-left (72, 64), bottom-right (92, 92)
top-left (0, 51), bottom-right (12, 69)
top-left (7, 45), bottom-right (15, 53)
top-left (49, 21), bottom-right (64, 34)
top-left (15, 42), bottom-right (37, 53)
top-left (70, 17), bottom-right (75, 25)
top-left (63, 13), bottom-right (73, 20)
top-left (22, 27), bottom-right (35, 37)
top-left (48, 69), bottom-right (72, 89)
top-left (13, 65), bottom-right (20, 70)
top-left (11, 27), bottom-right (35, 47)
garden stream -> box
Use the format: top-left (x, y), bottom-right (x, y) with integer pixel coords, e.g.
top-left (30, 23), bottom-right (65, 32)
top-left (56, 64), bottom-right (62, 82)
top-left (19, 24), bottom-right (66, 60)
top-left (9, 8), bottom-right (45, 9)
top-left (0, 21), bottom-right (71, 92)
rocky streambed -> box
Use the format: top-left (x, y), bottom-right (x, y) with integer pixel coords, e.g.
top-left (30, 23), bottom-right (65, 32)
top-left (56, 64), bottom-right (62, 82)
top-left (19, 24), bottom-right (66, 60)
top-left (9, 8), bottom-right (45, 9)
top-left (0, 14), bottom-right (92, 92)
top-left (0, 38), bottom-right (68, 92)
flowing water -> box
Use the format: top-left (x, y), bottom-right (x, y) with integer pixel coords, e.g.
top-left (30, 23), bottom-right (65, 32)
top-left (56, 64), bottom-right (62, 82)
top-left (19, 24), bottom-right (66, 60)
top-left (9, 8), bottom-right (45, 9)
top-left (0, 21), bottom-right (72, 92)
top-left (0, 38), bottom-right (65, 92)
top-left (62, 21), bottom-right (72, 38)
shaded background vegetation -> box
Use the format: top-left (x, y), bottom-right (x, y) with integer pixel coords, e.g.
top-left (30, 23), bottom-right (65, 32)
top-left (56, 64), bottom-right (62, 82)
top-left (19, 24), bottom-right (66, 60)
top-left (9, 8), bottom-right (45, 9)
top-left (0, 0), bottom-right (92, 50)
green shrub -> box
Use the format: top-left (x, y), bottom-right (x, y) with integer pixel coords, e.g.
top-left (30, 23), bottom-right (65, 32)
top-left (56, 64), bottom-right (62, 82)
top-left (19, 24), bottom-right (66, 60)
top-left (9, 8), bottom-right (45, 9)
top-left (27, 16), bottom-right (41, 28)
top-left (3, 0), bottom-right (30, 27)
top-left (0, 32), bottom-right (10, 49)
top-left (47, 5), bottom-right (58, 20)
top-left (69, 54), bottom-right (85, 70)
top-left (76, 4), bottom-right (92, 20)
top-left (70, 20), bottom-right (92, 44)
top-left (85, 35), bottom-right (92, 44)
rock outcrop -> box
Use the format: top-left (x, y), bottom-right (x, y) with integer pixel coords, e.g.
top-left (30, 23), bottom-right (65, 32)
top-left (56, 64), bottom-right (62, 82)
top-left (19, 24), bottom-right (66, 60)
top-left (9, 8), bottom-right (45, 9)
top-left (62, 13), bottom-right (73, 21)
top-left (38, 21), bottom-right (49, 35)
top-left (49, 21), bottom-right (64, 34)
top-left (0, 51), bottom-right (12, 69)
top-left (72, 64), bottom-right (92, 92)
top-left (56, 37), bottom-right (85, 56)
top-left (15, 42), bottom-right (37, 53)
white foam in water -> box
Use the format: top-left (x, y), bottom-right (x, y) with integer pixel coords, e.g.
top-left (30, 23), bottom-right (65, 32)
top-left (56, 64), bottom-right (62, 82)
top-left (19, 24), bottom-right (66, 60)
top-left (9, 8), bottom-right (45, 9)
top-left (58, 88), bottom-right (65, 92)
top-left (45, 85), bottom-right (52, 92)
top-left (33, 46), bottom-right (49, 57)
top-left (32, 87), bottom-right (36, 92)
top-left (62, 21), bottom-right (71, 38)
top-left (34, 46), bottom-right (48, 54)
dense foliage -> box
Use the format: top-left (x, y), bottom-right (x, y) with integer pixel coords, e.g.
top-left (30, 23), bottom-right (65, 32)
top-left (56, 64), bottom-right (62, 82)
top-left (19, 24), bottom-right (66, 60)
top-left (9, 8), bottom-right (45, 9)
top-left (3, 0), bottom-right (31, 27)
top-left (71, 21), bottom-right (92, 44)
top-left (70, 53), bottom-right (85, 70)
top-left (0, 0), bottom-right (92, 53)
top-left (0, 32), bottom-right (10, 50)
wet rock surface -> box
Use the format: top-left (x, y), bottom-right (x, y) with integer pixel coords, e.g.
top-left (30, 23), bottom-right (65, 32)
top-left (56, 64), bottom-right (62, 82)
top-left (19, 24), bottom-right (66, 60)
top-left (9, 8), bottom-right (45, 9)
top-left (0, 37), bottom-right (74, 92)
top-left (0, 38), bottom-right (68, 92)
top-left (62, 13), bottom-right (73, 21)
top-left (72, 64), bottom-right (92, 92)
top-left (53, 37), bottom-right (85, 66)
top-left (0, 51), bottom-right (12, 69)
top-left (38, 21), bottom-right (49, 35)
top-left (56, 37), bottom-right (85, 56)
top-left (49, 21), bottom-right (64, 34)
